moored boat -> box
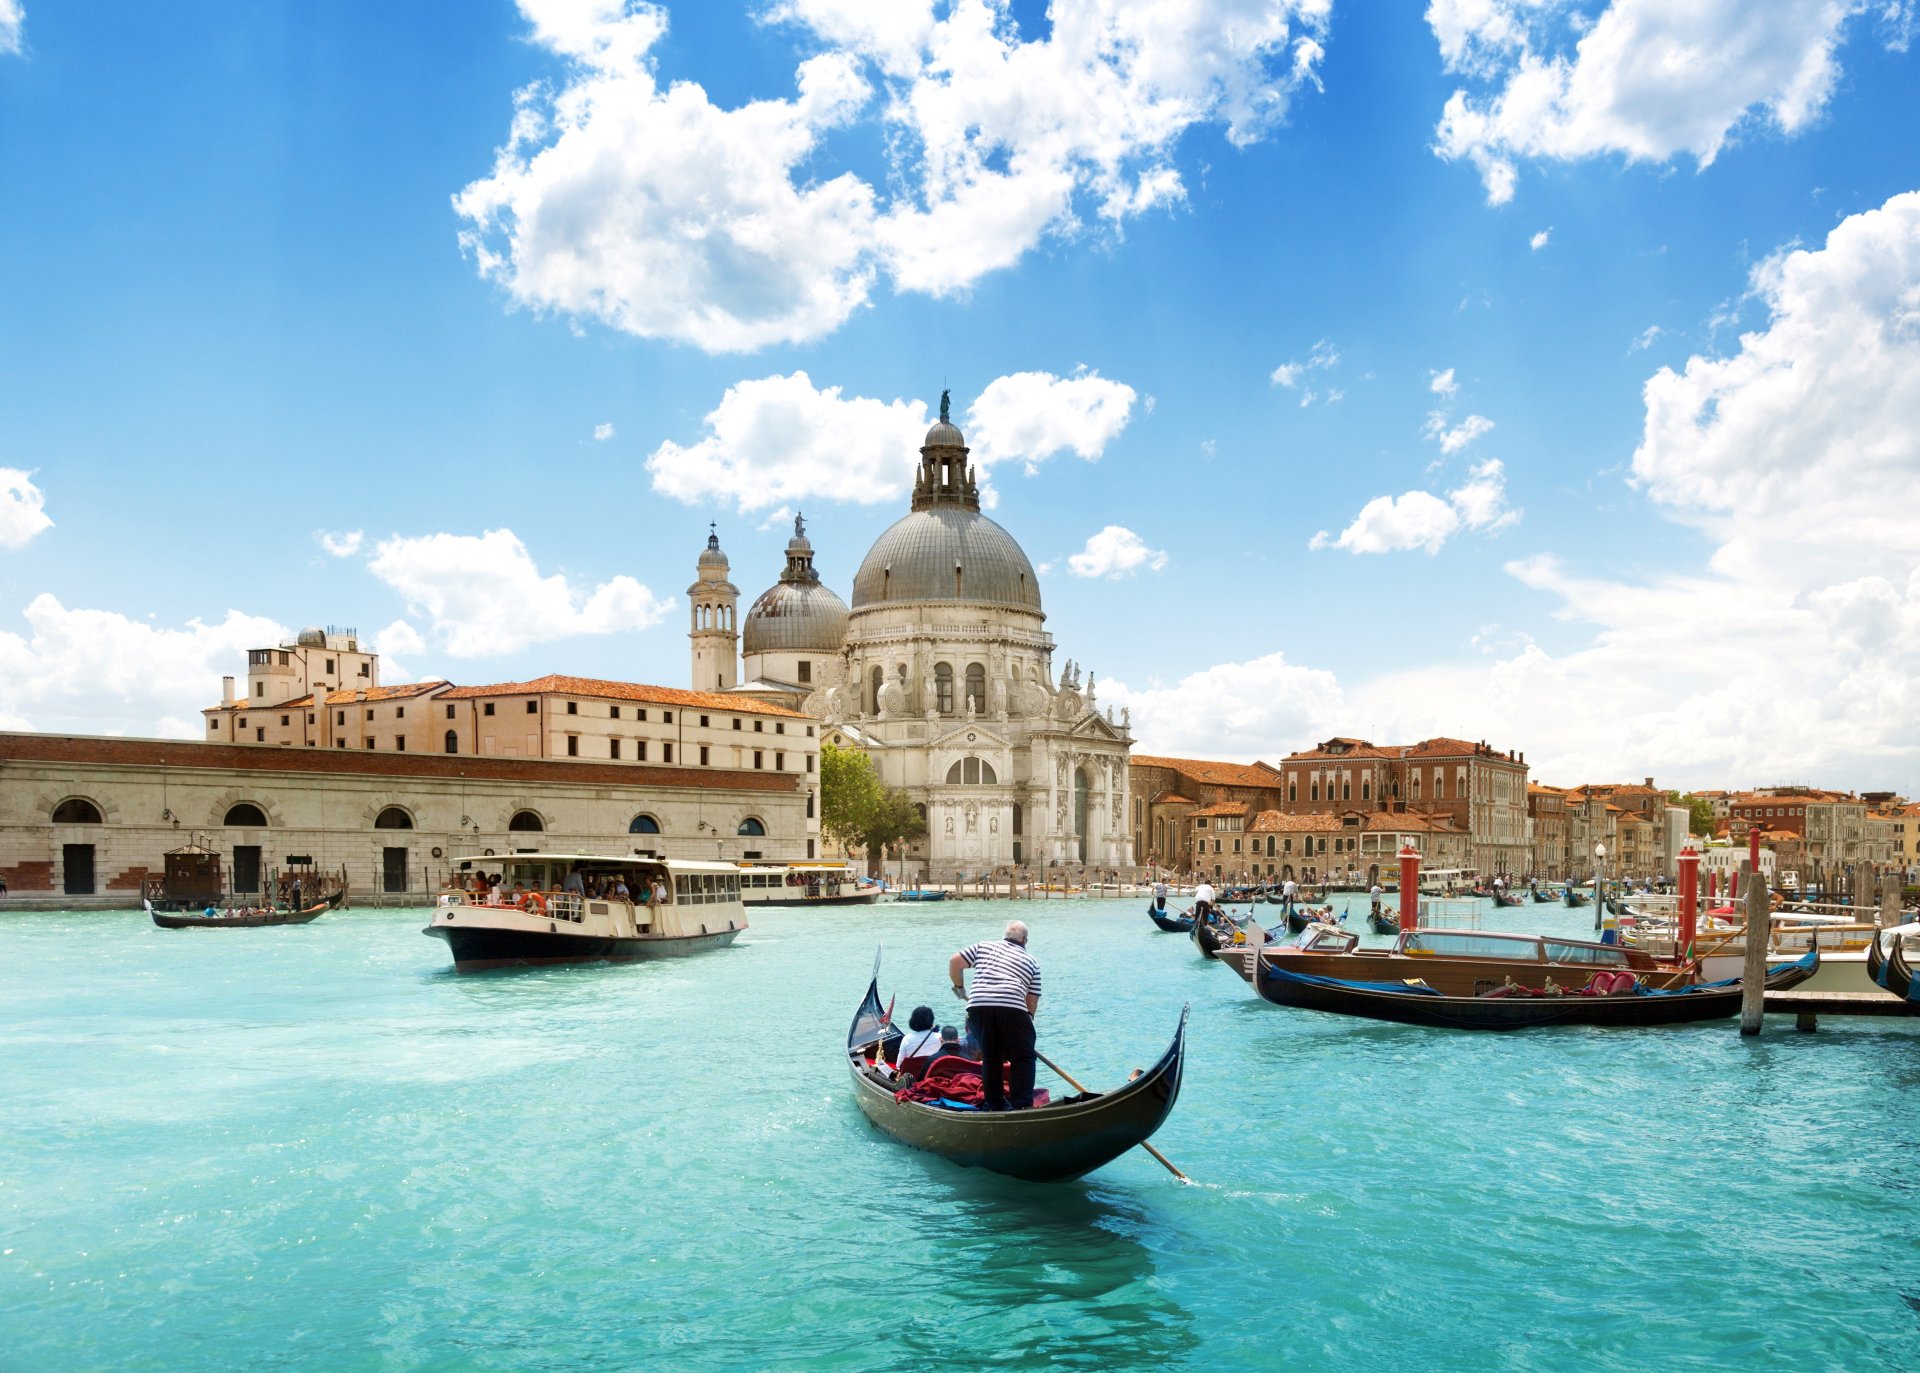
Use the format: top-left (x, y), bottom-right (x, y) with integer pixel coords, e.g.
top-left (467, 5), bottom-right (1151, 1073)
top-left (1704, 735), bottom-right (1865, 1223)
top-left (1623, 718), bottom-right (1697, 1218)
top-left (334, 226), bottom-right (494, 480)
top-left (1251, 946), bottom-right (1820, 1030)
top-left (1887, 932), bottom-right (1920, 1012)
top-left (1224, 921), bottom-right (1690, 992)
top-left (736, 862), bottom-right (881, 907)
top-left (425, 853), bottom-right (745, 971)
top-left (845, 955), bottom-right (1188, 1182)
top-left (896, 889), bottom-right (948, 903)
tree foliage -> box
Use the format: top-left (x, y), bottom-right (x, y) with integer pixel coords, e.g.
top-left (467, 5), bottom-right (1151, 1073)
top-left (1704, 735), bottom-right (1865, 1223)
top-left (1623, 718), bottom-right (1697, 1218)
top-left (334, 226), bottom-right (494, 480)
top-left (821, 739), bottom-right (926, 868)
top-left (1668, 791), bottom-right (1715, 837)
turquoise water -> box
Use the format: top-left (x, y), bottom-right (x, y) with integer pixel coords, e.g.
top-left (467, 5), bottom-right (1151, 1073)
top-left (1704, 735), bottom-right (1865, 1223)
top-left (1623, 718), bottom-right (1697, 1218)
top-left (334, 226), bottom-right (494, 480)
top-left (4, 897), bottom-right (1919, 1372)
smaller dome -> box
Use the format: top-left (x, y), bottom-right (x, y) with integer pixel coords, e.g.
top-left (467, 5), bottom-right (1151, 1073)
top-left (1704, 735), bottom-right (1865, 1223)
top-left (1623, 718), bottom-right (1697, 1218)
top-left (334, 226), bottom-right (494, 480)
top-left (923, 419), bottom-right (965, 449)
top-left (296, 627), bottom-right (326, 647)
top-left (743, 581), bottom-right (849, 654)
top-left (697, 528), bottom-right (729, 568)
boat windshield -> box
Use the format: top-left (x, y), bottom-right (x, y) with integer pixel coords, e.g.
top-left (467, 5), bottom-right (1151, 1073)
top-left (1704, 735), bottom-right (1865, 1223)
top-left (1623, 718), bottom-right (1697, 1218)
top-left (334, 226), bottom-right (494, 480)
top-left (1541, 940), bottom-right (1631, 966)
top-left (1402, 931), bottom-right (1539, 961)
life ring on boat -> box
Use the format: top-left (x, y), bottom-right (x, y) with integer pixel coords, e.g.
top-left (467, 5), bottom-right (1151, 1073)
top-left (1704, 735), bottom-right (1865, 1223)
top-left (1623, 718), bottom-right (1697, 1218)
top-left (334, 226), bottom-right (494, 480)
top-left (525, 891), bottom-right (548, 916)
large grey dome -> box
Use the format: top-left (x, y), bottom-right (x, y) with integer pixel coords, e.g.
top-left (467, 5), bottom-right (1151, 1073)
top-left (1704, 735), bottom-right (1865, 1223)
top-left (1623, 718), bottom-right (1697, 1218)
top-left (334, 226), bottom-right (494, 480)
top-left (850, 507), bottom-right (1043, 613)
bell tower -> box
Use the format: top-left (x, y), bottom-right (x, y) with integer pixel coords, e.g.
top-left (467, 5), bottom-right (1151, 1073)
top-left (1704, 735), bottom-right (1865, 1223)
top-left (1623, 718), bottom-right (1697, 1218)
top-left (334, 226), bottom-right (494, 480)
top-left (688, 525), bottom-right (739, 692)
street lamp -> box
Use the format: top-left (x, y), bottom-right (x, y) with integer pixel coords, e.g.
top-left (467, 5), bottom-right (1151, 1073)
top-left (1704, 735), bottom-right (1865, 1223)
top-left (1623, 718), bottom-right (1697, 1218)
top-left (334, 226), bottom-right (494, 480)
top-left (1593, 842), bottom-right (1607, 931)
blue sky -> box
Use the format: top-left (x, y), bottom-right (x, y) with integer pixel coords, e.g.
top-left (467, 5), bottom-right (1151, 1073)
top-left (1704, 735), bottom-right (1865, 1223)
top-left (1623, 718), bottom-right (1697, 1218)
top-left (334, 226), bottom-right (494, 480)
top-left (3, 1), bottom-right (1919, 793)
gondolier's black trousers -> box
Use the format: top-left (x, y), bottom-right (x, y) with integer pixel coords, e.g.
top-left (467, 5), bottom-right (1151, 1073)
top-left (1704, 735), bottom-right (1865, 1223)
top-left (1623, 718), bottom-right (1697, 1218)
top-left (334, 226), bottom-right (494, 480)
top-left (969, 1005), bottom-right (1036, 1110)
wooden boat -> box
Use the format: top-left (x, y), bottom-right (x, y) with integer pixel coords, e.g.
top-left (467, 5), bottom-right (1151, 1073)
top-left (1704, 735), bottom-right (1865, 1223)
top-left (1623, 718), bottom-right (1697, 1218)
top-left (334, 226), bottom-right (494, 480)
top-left (1492, 890), bottom-right (1525, 908)
top-left (1286, 904), bottom-right (1335, 935)
top-left (1227, 922), bottom-right (1690, 993)
top-left (1563, 888), bottom-right (1590, 908)
top-left (1192, 913), bottom-right (1234, 959)
top-left (148, 890), bottom-right (339, 929)
top-left (1867, 928), bottom-right (1887, 988)
top-left (846, 956), bottom-right (1188, 1182)
top-left (1253, 946), bottom-right (1821, 1030)
top-left (1531, 888), bottom-right (1558, 904)
top-left (425, 853), bottom-right (745, 970)
top-left (896, 890), bottom-right (948, 903)
top-left (1368, 908), bottom-right (1399, 936)
top-left (1148, 902), bottom-right (1194, 933)
top-left (1886, 934), bottom-right (1920, 1010)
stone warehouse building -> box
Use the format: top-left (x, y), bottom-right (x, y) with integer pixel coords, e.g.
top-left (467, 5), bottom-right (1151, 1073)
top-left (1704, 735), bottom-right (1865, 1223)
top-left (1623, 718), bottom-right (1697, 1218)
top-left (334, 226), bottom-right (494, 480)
top-left (693, 407), bottom-right (1135, 875)
top-left (0, 732), bottom-right (814, 908)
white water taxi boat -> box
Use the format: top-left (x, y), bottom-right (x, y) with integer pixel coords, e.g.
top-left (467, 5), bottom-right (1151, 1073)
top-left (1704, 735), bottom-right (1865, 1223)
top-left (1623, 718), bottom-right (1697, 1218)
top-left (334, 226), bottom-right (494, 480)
top-left (426, 853), bottom-right (747, 971)
top-left (735, 862), bottom-right (881, 907)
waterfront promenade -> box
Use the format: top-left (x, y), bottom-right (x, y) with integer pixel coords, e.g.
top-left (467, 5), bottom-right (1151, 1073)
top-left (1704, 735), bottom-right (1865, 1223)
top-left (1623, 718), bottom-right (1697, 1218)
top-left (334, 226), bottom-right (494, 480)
top-left (3, 900), bottom-right (1917, 1372)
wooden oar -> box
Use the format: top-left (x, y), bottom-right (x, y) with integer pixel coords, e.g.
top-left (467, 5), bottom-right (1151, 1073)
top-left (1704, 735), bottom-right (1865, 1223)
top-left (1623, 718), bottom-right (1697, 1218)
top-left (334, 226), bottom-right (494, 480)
top-left (1034, 1049), bottom-right (1190, 1183)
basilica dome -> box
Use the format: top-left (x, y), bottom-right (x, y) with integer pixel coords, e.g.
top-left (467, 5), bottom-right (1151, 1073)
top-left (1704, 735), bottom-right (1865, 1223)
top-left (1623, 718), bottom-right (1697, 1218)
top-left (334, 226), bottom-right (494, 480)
top-left (849, 416), bottom-right (1043, 614)
top-left (742, 514), bottom-right (849, 654)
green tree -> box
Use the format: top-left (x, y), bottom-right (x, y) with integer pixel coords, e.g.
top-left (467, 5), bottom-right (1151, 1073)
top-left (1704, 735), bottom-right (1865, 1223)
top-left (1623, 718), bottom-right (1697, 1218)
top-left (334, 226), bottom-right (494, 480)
top-left (820, 739), bottom-right (927, 872)
top-left (1667, 791), bottom-right (1714, 837)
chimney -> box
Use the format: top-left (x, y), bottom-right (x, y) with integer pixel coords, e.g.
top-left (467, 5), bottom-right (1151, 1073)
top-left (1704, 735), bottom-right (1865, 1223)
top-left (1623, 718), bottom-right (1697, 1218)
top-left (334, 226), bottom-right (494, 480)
top-left (222, 675), bottom-right (235, 706)
top-left (1645, 776), bottom-right (1654, 789)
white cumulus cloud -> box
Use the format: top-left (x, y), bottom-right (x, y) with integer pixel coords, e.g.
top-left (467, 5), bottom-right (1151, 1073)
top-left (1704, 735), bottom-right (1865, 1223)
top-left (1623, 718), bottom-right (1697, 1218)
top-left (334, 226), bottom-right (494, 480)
top-left (457, 0), bottom-right (1333, 351)
top-left (1429, 366), bottom-right (1458, 396)
top-left (0, 1), bottom-right (21, 56)
top-left (1430, 1), bottom-right (1874, 204)
top-left (1312, 458), bottom-right (1518, 554)
top-left (1424, 411), bottom-right (1495, 453)
top-left (0, 596), bottom-right (288, 737)
top-left (315, 528), bottom-right (364, 558)
top-left (1530, 227), bottom-right (1551, 250)
top-left (1105, 651), bottom-right (1347, 763)
top-left (367, 527), bottom-right (673, 656)
top-left (370, 620), bottom-right (428, 682)
top-left (645, 368), bottom-right (1137, 512)
top-left (1270, 339), bottom-right (1342, 401)
top-left (593, 422), bottom-right (616, 442)
top-left (1065, 526), bottom-right (1168, 579)
top-left (0, 468), bottom-right (52, 549)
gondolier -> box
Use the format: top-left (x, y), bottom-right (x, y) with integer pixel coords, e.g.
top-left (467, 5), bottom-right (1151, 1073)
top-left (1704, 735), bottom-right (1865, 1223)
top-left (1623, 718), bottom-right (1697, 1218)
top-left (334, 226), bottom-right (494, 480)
top-left (1152, 879), bottom-right (1170, 912)
top-left (949, 921), bottom-right (1042, 1111)
top-left (1194, 879), bottom-right (1216, 919)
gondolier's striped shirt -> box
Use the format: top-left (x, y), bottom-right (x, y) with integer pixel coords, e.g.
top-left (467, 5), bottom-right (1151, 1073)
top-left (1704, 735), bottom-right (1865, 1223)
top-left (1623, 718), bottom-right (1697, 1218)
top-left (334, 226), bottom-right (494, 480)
top-left (959, 939), bottom-right (1042, 1013)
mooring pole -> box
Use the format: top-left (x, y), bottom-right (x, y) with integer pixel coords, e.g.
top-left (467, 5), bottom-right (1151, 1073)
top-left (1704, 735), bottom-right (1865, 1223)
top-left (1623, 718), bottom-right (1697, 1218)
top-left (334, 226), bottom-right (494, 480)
top-left (1739, 858), bottom-right (1769, 1035)
top-left (1677, 844), bottom-right (1699, 962)
top-left (1398, 844), bottom-right (1420, 932)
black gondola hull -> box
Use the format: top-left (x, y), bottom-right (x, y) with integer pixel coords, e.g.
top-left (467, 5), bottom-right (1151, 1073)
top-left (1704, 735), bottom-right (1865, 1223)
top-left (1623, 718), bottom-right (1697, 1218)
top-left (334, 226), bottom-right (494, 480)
top-left (1148, 905), bottom-right (1194, 933)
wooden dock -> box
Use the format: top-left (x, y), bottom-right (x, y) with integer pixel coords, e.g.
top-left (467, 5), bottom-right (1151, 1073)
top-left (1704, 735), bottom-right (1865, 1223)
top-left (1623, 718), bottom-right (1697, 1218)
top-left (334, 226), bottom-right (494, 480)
top-left (1763, 989), bottom-right (1914, 1030)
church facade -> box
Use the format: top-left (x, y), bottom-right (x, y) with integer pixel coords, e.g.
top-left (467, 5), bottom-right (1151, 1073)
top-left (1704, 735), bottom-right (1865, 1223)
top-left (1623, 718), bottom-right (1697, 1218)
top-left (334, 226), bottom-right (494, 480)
top-left (690, 403), bottom-right (1135, 875)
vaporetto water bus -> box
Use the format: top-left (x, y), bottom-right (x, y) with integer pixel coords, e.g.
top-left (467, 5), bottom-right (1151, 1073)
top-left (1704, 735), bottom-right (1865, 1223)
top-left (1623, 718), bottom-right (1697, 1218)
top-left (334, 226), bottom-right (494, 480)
top-left (735, 862), bottom-right (881, 907)
top-left (426, 853), bottom-right (747, 971)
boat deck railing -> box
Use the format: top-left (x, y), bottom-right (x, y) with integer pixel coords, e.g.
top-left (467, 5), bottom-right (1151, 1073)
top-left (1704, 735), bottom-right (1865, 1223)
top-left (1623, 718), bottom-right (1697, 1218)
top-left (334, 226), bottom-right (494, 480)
top-left (1417, 899), bottom-right (1482, 930)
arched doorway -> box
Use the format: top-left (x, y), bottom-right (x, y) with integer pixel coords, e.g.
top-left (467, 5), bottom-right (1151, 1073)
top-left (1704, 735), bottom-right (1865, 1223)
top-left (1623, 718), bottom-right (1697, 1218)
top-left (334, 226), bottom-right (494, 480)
top-left (1072, 766), bottom-right (1089, 863)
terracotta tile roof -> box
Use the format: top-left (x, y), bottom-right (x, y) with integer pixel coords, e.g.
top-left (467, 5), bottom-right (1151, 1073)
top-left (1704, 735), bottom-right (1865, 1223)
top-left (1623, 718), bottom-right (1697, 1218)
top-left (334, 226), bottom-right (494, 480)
top-left (1283, 737), bottom-right (1394, 762)
top-left (1190, 802), bottom-right (1249, 818)
top-left (1151, 792), bottom-right (1197, 805)
top-left (205, 681), bottom-right (451, 714)
top-left (1248, 810), bottom-right (1334, 833)
top-left (1129, 754), bottom-right (1283, 787)
top-left (440, 674), bottom-right (808, 718)
top-left (1363, 810), bottom-right (1459, 832)
top-left (1399, 736), bottom-right (1522, 760)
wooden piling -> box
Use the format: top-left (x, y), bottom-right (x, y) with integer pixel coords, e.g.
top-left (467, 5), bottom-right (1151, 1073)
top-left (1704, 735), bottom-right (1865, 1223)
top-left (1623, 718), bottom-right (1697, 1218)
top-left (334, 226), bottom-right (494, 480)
top-left (1739, 859), bottom-right (1769, 1035)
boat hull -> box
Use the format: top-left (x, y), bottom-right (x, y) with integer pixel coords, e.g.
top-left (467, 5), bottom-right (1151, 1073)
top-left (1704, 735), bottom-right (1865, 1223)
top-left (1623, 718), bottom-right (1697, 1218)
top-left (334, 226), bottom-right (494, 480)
top-left (1148, 904), bottom-right (1194, 933)
top-left (148, 896), bottom-right (333, 929)
top-left (425, 921), bottom-right (742, 971)
top-left (746, 890), bottom-right (882, 907)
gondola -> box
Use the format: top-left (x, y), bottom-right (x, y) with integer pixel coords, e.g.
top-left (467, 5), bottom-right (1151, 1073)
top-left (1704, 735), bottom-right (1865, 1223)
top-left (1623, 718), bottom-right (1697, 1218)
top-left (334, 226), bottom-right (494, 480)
top-left (845, 955), bottom-right (1188, 1182)
top-left (1563, 888), bottom-right (1590, 909)
top-left (1148, 902), bottom-right (1194, 933)
top-left (1192, 912), bottom-right (1236, 959)
top-left (1492, 890), bottom-right (1525, 908)
top-left (1530, 888), bottom-right (1558, 904)
top-left (147, 889), bottom-right (341, 929)
top-left (1252, 946), bottom-right (1820, 1031)
top-left (1867, 926), bottom-right (1887, 987)
top-left (1887, 935), bottom-right (1920, 1011)
top-left (1368, 908), bottom-right (1399, 936)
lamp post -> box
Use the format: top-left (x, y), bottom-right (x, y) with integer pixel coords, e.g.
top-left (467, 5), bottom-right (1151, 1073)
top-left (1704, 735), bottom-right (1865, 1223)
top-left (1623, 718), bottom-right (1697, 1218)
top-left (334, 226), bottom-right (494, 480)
top-left (1593, 842), bottom-right (1607, 931)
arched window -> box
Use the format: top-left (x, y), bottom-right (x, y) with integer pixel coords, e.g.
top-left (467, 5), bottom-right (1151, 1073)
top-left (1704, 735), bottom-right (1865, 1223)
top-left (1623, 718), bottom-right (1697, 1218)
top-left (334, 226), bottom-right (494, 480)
top-left (374, 806), bottom-right (414, 830)
top-left (738, 817), bottom-right (766, 837)
top-left (444, 730), bottom-right (459, 754)
top-left (870, 666), bottom-right (884, 714)
top-left (51, 798), bottom-right (103, 824)
top-left (944, 757), bottom-right (997, 785)
top-left (964, 663), bottom-right (986, 713)
top-left (629, 814), bottom-right (661, 834)
top-left (223, 802), bottom-right (268, 827)
top-left (508, 810), bottom-right (544, 832)
top-left (934, 662), bottom-right (954, 714)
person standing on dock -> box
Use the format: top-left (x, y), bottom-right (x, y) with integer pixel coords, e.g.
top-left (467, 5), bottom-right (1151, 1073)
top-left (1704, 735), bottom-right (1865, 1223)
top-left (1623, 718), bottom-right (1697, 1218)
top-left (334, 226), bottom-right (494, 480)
top-left (949, 921), bottom-right (1042, 1111)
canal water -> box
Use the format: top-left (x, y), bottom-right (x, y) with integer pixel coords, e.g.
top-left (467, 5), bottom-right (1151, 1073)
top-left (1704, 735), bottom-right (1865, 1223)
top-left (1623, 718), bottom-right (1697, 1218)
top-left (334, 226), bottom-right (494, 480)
top-left (4, 898), bottom-right (1918, 1371)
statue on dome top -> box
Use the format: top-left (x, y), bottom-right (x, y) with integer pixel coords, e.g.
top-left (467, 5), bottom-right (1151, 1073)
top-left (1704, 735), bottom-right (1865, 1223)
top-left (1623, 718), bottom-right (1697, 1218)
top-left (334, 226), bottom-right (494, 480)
top-left (794, 511), bottom-right (806, 539)
top-left (939, 388), bottom-right (951, 423)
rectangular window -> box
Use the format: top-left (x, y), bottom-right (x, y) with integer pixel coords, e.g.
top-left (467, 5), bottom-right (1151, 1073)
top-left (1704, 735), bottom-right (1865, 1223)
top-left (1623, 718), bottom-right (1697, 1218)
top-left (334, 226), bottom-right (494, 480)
top-left (255, 727), bottom-right (265, 741)
top-left (663, 712), bottom-right (673, 724)
top-left (637, 709), bottom-right (648, 721)
top-left (754, 720), bottom-right (764, 733)
top-left (636, 741), bottom-right (648, 761)
top-left (280, 715), bottom-right (290, 726)
top-left (484, 703), bottom-right (495, 716)
top-left (358, 662), bottom-right (370, 677)
top-left (567, 701), bottom-right (578, 715)
top-left (526, 701), bottom-right (538, 714)
top-left (663, 743), bottom-right (673, 763)
top-left (336, 710), bottom-right (345, 725)
top-left (307, 713), bottom-right (314, 724)
top-left (732, 718), bottom-right (741, 730)
top-left (326, 658), bottom-right (336, 672)
top-left (806, 755), bottom-right (814, 773)
top-left (775, 752), bottom-right (785, 771)
top-left (446, 704), bottom-right (456, 719)
top-left (395, 737), bottom-right (406, 751)
top-left (610, 739), bottom-right (621, 759)
top-left (363, 737), bottom-right (374, 749)
top-left (702, 715), bottom-right (711, 728)
top-left (797, 661), bottom-right (811, 683)
top-left (776, 722), bottom-right (785, 735)
top-left (365, 709), bottom-right (374, 721)
top-left (610, 706), bottom-right (620, 719)
top-left (336, 739), bottom-right (345, 748)
top-left (806, 726), bottom-right (814, 737)
top-left (395, 706), bottom-right (405, 719)
top-left (754, 750), bottom-right (764, 769)
top-left (566, 736), bottom-right (579, 757)
top-left (700, 745), bottom-right (710, 766)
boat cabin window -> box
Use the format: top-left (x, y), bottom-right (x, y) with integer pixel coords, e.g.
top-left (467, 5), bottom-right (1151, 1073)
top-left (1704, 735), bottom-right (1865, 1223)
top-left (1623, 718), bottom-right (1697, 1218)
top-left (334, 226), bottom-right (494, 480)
top-left (1541, 941), bottom-right (1630, 967)
top-left (1402, 931), bottom-right (1538, 961)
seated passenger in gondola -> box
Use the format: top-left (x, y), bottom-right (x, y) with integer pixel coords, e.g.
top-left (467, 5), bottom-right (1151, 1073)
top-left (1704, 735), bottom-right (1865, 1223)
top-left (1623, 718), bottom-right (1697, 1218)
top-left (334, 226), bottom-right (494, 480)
top-left (895, 1006), bottom-right (942, 1076)
top-left (937, 1024), bottom-right (975, 1061)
